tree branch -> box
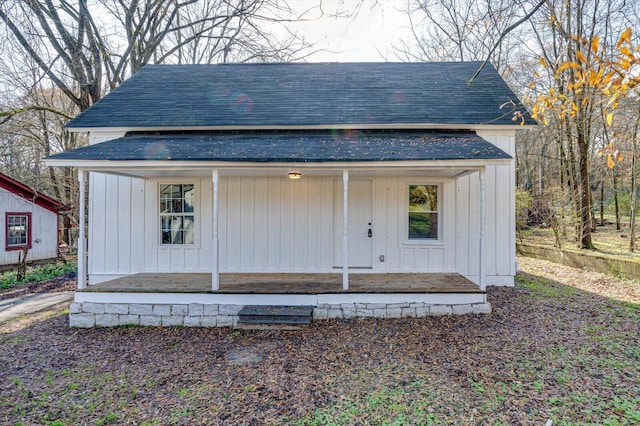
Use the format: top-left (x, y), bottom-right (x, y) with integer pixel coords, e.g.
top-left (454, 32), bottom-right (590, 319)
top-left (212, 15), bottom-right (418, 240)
top-left (0, 106), bottom-right (74, 126)
top-left (468, 0), bottom-right (548, 85)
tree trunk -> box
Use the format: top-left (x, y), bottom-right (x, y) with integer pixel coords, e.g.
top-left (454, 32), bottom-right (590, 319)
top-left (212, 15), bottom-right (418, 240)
top-left (599, 179), bottom-right (604, 226)
top-left (612, 170), bottom-right (620, 231)
top-left (630, 115), bottom-right (640, 252)
top-left (577, 129), bottom-right (594, 249)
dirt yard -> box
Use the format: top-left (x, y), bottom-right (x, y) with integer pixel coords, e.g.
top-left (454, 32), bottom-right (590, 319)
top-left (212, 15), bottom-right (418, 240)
top-left (1, 257), bottom-right (638, 425)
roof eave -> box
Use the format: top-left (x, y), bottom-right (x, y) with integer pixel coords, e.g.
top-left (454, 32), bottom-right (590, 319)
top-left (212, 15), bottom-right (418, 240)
top-left (65, 123), bottom-right (537, 133)
top-left (44, 158), bottom-right (512, 170)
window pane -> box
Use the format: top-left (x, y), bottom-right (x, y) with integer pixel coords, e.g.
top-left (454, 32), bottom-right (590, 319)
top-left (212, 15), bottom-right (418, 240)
top-left (162, 230), bottom-right (172, 244)
top-left (409, 212), bottom-right (438, 239)
top-left (409, 185), bottom-right (437, 213)
top-left (183, 216), bottom-right (194, 244)
top-left (171, 184), bottom-right (182, 199)
top-left (160, 185), bottom-right (171, 211)
top-left (171, 199), bottom-right (183, 213)
top-left (160, 184), bottom-right (172, 198)
top-left (183, 185), bottom-right (195, 213)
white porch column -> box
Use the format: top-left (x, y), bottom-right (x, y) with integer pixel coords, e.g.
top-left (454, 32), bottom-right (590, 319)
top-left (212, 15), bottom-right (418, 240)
top-left (212, 169), bottom-right (220, 291)
top-left (342, 169), bottom-right (349, 290)
top-left (479, 168), bottom-right (486, 291)
top-left (77, 170), bottom-right (87, 290)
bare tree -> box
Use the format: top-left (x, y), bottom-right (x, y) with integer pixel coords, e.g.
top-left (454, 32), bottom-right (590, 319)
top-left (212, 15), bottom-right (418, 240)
top-left (0, 0), bottom-right (318, 244)
top-left (396, 0), bottom-right (529, 73)
top-left (0, 74), bottom-right (84, 243)
top-left (401, 0), bottom-right (640, 252)
top-left (0, 0), bottom-right (314, 115)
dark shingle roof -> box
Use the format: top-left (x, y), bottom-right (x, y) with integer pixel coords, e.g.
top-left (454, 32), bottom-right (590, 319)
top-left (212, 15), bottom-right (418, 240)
top-left (65, 62), bottom-right (534, 129)
top-left (46, 131), bottom-right (511, 162)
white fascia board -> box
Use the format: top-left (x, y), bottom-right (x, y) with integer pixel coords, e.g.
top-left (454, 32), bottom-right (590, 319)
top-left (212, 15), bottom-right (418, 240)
top-left (67, 123), bottom-right (535, 133)
top-left (44, 158), bottom-right (511, 170)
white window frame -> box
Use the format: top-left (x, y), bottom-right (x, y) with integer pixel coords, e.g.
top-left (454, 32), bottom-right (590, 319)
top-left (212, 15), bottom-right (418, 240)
top-left (401, 181), bottom-right (443, 246)
top-left (157, 181), bottom-right (198, 247)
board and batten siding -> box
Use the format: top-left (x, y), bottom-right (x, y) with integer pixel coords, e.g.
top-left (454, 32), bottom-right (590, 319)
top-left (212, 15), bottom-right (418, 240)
top-left (0, 187), bottom-right (59, 264)
top-left (86, 130), bottom-right (515, 286)
top-left (476, 130), bottom-right (517, 285)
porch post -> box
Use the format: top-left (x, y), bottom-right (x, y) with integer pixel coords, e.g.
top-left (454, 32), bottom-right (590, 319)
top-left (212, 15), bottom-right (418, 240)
top-left (479, 168), bottom-right (486, 291)
top-left (77, 170), bottom-right (87, 290)
top-left (342, 169), bottom-right (349, 290)
top-left (212, 169), bottom-right (220, 291)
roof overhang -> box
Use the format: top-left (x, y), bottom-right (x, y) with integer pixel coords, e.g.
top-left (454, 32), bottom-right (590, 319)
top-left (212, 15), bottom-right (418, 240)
top-left (67, 123), bottom-right (536, 133)
top-left (45, 130), bottom-right (512, 179)
top-left (42, 160), bottom-right (508, 179)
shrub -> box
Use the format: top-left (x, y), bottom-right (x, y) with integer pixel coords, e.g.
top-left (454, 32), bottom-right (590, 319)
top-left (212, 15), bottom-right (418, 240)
top-left (516, 189), bottom-right (533, 232)
top-left (0, 262), bottom-right (76, 290)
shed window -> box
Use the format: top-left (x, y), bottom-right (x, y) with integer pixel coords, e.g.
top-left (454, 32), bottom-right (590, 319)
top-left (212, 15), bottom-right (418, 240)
top-left (6, 213), bottom-right (32, 250)
top-left (159, 184), bottom-right (195, 245)
top-left (408, 185), bottom-right (438, 240)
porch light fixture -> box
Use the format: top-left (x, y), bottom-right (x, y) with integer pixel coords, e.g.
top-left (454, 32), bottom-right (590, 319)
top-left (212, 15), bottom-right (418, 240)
top-left (288, 171), bottom-right (302, 179)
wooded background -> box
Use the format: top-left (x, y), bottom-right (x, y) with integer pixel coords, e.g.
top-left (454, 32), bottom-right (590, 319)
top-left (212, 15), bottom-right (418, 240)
top-left (1, 0), bottom-right (639, 250)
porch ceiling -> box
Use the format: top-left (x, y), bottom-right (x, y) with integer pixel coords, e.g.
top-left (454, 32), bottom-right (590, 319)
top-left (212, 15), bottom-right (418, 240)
top-left (75, 167), bottom-right (479, 179)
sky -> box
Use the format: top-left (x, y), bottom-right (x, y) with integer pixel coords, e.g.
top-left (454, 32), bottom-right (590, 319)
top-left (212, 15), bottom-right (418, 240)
top-left (289, 0), bottom-right (413, 62)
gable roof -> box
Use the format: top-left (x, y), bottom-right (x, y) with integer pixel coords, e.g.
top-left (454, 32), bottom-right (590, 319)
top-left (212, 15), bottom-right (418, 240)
top-left (66, 62), bottom-right (535, 130)
top-left (0, 172), bottom-right (68, 214)
top-left (46, 131), bottom-right (511, 163)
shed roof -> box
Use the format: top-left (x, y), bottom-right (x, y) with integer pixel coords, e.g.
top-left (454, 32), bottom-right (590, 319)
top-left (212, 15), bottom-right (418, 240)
top-left (0, 172), bottom-right (68, 214)
top-left (46, 131), bottom-right (511, 163)
top-left (66, 62), bottom-right (535, 129)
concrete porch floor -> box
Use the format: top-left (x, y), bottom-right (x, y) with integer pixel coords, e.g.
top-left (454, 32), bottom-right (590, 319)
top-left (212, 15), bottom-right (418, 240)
top-left (80, 273), bottom-right (483, 294)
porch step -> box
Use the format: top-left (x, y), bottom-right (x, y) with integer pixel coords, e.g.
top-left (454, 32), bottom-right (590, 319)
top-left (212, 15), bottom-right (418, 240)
top-left (235, 323), bottom-right (307, 331)
top-left (237, 305), bottom-right (314, 327)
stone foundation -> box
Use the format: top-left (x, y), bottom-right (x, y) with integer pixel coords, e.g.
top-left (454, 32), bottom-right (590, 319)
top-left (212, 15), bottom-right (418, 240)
top-left (69, 301), bottom-right (491, 328)
top-left (311, 302), bottom-right (491, 319)
top-left (69, 302), bottom-right (242, 328)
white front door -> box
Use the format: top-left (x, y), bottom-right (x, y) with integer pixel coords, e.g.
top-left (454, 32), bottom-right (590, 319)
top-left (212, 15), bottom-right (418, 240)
top-left (333, 179), bottom-right (373, 268)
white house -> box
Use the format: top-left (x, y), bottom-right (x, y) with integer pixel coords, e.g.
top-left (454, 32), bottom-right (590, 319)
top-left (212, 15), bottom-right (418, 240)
top-left (45, 62), bottom-right (535, 327)
top-left (0, 172), bottom-right (67, 267)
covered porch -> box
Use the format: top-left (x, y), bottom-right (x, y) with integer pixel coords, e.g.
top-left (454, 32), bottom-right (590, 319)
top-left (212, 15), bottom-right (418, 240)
top-left (54, 136), bottom-right (504, 295)
top-left (44, 130), bottom-right (513, 305)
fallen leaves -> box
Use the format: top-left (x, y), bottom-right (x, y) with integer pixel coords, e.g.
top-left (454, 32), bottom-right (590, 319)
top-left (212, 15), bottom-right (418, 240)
top-left (0, 260), bottom-right (638, 425)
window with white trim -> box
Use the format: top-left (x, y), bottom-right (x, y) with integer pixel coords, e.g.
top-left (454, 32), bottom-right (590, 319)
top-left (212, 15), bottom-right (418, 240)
top-left (6, 213), bottom-right (31, 250)
top-left (408, 184), bottom-right (439, 240)
top-left (159, 184), bottom-right (195, 245)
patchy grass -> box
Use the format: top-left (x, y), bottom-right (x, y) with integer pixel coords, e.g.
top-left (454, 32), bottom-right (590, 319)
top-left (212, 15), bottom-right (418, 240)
top-left (517, 273), bottom-right (578, 298)
top-left (1, 258), bottom-right (639, 425)
top-left (0, 262), bottom-right (76, 290)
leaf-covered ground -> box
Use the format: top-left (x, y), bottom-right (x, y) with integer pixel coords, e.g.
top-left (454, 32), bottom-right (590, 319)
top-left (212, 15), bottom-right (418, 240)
top-left (519, 218), bottom-right (640, 261)
top-left (1, 257), bottom-right (638, 425)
